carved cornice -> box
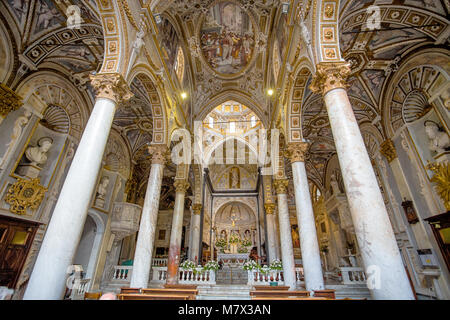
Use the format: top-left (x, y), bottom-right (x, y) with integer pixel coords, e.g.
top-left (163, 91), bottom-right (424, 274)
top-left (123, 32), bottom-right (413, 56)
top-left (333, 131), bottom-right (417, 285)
top-left (273, 179), bottom-right (289, 195)
top-left (310, 62), bottom-right (351, 96)
top-left (148, 144), bottom-right (169, 165)
top-left (0, 83), bottom-right (23, 118)
top-left (5, 178), bottom-right (47, 215)
top-left (264, 203), bottom-right (275, 215)
top-left (174, 179), bottom-right (190, 193)
top-left (380, 139), bottom-right (397, 163)
top-left (192, 203), bottom-right (202, 215)
top-left (89, 73), bottom-right (133, 104)
top-left (285, 142), bottom-right (309, 163)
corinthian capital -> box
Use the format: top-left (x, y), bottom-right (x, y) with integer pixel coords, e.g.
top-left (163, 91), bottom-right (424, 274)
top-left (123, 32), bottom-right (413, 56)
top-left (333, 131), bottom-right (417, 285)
top-left (0, 83), bottom-right (23, 117)
top-left (273, 179), bottom-right (289, 195)
top-left (264, 203), bottom-right (275, 215)
top-left (380, 139), bottom-right (397, 163)
top-left (192, 203), bottom-right (202, 215)
top-left (174, 179), bottom-right (190, 193)
top-left (148, 144), bottom-right (169, 165)
top-left (310, 62), bottom-right (351, 96)
top-left (89, 73), bottom-right (133, 104)
top-left (285, 142), bottom-right (309, 163)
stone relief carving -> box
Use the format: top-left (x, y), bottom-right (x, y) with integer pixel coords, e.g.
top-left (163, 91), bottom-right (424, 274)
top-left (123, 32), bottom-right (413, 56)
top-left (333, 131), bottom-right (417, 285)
top-left (424, 120), bottom-right (450, 154)
top-left (94, 176), bottom-right (110, 208)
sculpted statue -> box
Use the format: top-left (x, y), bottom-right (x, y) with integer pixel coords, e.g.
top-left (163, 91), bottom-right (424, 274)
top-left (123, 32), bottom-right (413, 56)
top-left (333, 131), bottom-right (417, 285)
top-left (330, 172), bottom-right (341, 195)
top-left (424, 120), bottom-right (450, 154)
top-left (24, 137), bottom-right (53, 166)
top-left (0, 110), bottom-right (32, 168)
top-left (95, 176), bottom-right (110, 208)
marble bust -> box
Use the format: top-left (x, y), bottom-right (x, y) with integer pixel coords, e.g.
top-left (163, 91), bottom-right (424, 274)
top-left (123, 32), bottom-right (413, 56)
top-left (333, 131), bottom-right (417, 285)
top-left (25, 137), bottom-right (53, 166)
top-left (424, 120), bottom-right (450, 154)
top-left (95, 176), bottom-right (110, 208)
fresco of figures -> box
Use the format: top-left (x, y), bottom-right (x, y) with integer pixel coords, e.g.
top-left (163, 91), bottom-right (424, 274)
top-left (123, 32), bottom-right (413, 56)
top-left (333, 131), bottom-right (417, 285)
top-left (200, 1), bottom-right (254, 75)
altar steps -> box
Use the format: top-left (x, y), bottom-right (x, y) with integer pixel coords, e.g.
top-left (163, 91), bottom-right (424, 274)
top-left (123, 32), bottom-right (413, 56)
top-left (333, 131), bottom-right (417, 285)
top-left (196, 284), bottom-right (251, 300)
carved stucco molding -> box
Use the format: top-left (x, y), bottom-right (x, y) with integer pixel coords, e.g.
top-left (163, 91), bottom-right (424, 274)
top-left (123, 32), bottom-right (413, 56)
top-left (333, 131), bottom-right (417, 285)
top-left (273, 179), bottom-right (289, 195)
top-left (89, 73), bottom-right (133, 104)
top-left (0, 83), bottom-right (23, 118)
top-left (192, 203), bottom-right (202, 215)
top-left (5, 178), bottom-right (47, 215)
top-left (310, 62), bottom-right (352, 96)
top-left (380, 139), bottom-right (397, 163)
top-left (174, 179), bottom-right (190, 193)
top-left (264, 202), bottom-right (275, 215)
top-left (285, 142), bottom-right (309, 163)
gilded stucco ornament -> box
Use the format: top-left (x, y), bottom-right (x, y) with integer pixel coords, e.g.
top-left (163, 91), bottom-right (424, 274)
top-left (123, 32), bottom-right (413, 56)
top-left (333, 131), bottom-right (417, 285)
top-left (148, 144), bottom-right (169, 165)
top-left (264, 202), bottom-right (275, 214)
top-left (273, 179), bottom-right (289, 195)
top-left (310, 62), bottom-right (351, 96)
top-left (174, 179), bottom-right (190, 193)
top-left (89, 73), bottom-right (133, 104)
top-left (427, 161), bottom-right (450, 211)
top-left (192, 203), bottom-right (202, 215)
top-left (0, 83), bottom-right (23, 117)
top-left (380, 139), bottom-right (397, 163)
top-left (284, 142), bottom-right (309, 163)
top-left (5, 178), bottom-right (47, 215)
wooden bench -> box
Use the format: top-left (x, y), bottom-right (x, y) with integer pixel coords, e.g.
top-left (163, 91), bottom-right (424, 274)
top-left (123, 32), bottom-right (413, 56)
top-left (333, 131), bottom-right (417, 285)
top-left (253, 285), bottom-right (290, 291)
top-left (313, 289), bottom-right (336, 299)
top-left (120, 287), bottom-right (141, 294)
top-left (250, 290), bottom-right (310, 298)
top-left (118, 293), bottom-right (192, 300)
top-left (164, 284), bottom-right (198, 290)
top-left (252, 297), bottom-right (329, 300)
top-left (141, 288), bottom-right (198, 299)
top-left (84, 292), bottom-right (102, 300)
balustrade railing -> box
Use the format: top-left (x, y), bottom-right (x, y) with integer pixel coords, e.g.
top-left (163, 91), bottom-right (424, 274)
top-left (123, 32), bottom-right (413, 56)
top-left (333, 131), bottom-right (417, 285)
top-left (111, 266), bottom-right (133, 281)
top-left (69, 278), bottom-right (90, 300)
top-left (152, 258), bottom-right (168, 267)
top-left (179, 268), bottom-right (216, 285)
top-left (247, 270), bottom-right (284, 285)
top-left (339, 267), bottom-right (366, 285)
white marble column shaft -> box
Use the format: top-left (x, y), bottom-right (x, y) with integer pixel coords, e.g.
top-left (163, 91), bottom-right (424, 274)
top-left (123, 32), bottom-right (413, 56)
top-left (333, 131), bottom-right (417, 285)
top-left (129, 162), bottom-right (164, 288)
top-left (274, 181), bottom-right (296, 290)
top-left (324, 87), bottom-right (414, 300)
top-left (265, 212), bottom-right (278, 262)
top-left (189, 205), bottom-right (202, 263)
top-left (24, 98), bottom-right (117, 300)
top-left (291, 161), bottom-right (325, 291)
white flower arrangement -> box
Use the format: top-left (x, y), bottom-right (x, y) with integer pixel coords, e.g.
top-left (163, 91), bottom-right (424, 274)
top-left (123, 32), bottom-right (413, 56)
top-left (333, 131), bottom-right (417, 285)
top-left (259, 265), bottom-right (270, 274)
top-left (179, 260), bottom-right (196, 270)
top-left (203, 260), bottom-right (220, 271)
top-left (243, 260), bottom-right (259, 271)
top-left (269, 259), bottom-right (283, 271)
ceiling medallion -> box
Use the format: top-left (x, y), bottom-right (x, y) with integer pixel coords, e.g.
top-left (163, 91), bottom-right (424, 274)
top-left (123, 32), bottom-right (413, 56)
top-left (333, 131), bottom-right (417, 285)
top-left (199, 1), bottom-right (256, 78)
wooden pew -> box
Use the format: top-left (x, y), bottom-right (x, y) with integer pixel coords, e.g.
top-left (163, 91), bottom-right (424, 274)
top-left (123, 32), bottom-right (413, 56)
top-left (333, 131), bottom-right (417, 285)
top-left (141, 288), bottom-right (198, 299)
top-left (250, 290), bottom-right (310, 298)
top-left (252, 297), bottom-right (329, 300)
top-left (84, 292), bottom-right (102, 300)
top-left (164, 284), bottom-right (198, 290)
top-left (118, 293), bottom-right (192, 300)
top-left (313, 289), bottom-right (336, 299)
top-left (120, 287), bottom-right (141, 294)
top-left (253, 285), bottom-right (290, 291)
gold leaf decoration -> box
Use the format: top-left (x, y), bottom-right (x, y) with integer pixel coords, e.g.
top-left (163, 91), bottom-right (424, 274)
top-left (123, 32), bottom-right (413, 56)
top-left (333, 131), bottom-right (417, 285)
top-left (427, 161), bottom-right (450, 211)
top-left (5, 178), bottom-right (47, 215)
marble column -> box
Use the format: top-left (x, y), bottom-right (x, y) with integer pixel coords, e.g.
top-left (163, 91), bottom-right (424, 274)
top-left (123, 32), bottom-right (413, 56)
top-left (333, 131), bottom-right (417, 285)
top-left (264, 203), bottom-right (278, 262)
top-left (285, 142), bottom-right (325, 292)
top-left (310, 62), bottom-right (414, 300)
top-left (189, 204), bottom-right (202, 263)
top-left (166, 179), bottom-right (190, 284)
top-left (130, 144), bottom-right (168, 288)
top-left (24, 73), bottom-right (132, 300)
top-left (273, 179), bottom-right (296, 290)
top-left (0, 83), bottom-right (23, 124)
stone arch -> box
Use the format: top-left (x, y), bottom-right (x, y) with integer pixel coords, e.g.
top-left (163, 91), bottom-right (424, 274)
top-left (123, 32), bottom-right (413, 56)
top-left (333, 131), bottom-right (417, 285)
top-left (104, 128), bottom-right (132, 180)
top-left (381, 48), bottom-right (450, 137)
top-left (15, 71), bottom-right (91, 142)
top-left (212, 200), bottom-right (257, 227)
top-left (0, 17), bottom-right (15, 84)
top-left (196, 90), bottom-right (267, 128)
top-left (127, 65), bottom-right (169, 145)
top-left (314, 0), bottom-right (343, 63)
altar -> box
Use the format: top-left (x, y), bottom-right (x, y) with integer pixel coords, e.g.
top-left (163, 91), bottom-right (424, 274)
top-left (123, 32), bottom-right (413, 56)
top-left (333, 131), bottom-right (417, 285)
top-left (217, 253), bottom-right (249, 267)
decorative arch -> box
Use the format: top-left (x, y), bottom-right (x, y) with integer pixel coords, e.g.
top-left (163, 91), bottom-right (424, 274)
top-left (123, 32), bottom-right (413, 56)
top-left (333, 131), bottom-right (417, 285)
top-left (203, 136), bottom-right (260, 168)
top-left (15, 71), bottom-right (91, 142)
top-left (314, 0), bottom-right (343, 63)
top-left (127, 65), bottom-right (169, 145)
top-left (212, 200), bottom-right (257, 227)
top-left (0, 17), bottom-right (14, 83)
top-left (104, 128), bottom-right (132, 180)
top-left (381, 48), bottom-right (450, 137)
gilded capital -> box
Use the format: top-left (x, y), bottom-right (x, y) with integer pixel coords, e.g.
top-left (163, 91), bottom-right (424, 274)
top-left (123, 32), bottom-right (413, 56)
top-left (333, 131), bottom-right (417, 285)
top-left (264, 203), bottom-right (275, 215)
top-left (0, 83), bottom-right (23, 117)
top-left (148, 144), bottom-right (169, 165)
top-left (380, 139), bottom-right (397, 163)
top-left (89, 73), bottom-right (133, 104)
top-left (309, 62), bottom-right (351, 96)
top-left (273, 179), bottom-right (289, 194)
top-left (174, 179), bottom-right (190, 193)
top-left (285, 142), bottom-right (309, 163)
top-left (192, 203), bottom-right (202, 215)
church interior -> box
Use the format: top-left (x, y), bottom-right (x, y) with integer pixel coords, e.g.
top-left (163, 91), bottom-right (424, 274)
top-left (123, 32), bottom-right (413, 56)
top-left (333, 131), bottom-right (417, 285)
top-left (0, 0), bottom-right (449, 301)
